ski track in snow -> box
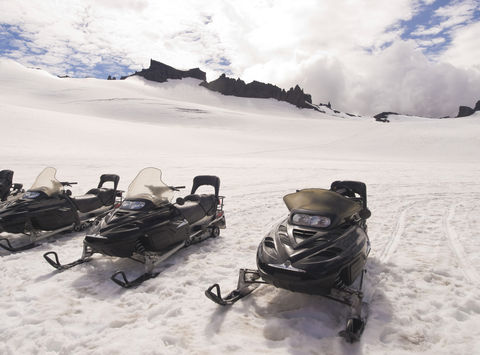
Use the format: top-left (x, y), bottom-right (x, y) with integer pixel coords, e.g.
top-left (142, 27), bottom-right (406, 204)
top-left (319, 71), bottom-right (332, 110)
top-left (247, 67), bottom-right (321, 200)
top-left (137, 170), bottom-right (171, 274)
top-left (1, 61), bottom-right (480, 354)
top-left (443, 204), bottom-right (480, 284)
top-left (379, 201), bottom-right (412, 263)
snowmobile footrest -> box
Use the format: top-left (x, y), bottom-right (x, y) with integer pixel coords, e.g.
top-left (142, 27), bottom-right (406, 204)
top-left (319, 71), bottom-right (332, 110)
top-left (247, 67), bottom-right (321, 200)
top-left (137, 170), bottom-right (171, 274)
top-left (205, 268), bottom-right (265, 305)
top-left (43, 251), bottom-right (91, 271)
top-left (110, 270), bottom-right (160, 288)
top-left (0, 237), bottom-right (36, 252)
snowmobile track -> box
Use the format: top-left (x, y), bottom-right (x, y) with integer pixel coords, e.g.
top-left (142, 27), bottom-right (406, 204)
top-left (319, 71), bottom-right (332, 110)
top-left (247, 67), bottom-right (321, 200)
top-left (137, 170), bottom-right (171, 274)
top-left (443, 204), bottom-right (480, 283)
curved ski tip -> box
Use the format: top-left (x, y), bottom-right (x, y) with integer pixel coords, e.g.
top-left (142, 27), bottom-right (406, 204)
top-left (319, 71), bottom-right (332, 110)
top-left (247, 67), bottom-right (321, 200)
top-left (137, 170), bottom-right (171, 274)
top-left (111, 270), bottom-right (131, 288)
top-left (205, 284), bottom-right (229, 306)
top-left (43, 251), bottom-right (61, 269)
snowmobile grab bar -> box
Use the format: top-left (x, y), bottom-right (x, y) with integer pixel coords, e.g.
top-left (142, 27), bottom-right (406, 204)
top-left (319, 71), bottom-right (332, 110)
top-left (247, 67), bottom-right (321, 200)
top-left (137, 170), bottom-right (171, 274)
top-left (191, 176), bottom-right (220, 197)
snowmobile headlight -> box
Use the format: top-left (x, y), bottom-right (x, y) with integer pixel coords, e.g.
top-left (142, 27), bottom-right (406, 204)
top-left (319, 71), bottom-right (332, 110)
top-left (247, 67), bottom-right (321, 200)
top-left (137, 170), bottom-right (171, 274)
top-left (23, 191), bottom-right (40, 199)
top-left (292, 213), bottom-right (331, 228)
top-left (121, 200), bottom-right (145, 210)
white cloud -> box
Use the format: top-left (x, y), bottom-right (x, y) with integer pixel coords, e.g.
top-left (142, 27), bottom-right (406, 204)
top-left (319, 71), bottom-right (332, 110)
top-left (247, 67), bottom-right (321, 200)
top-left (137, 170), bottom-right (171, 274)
top-left (441, 21), bottom-right (480, 70)
top-left (0, 0), bottom-right (479, 116)
top-left (416, 36), bottom-right (446, 46)
top-left (411, 25), bottom-right (443, 36)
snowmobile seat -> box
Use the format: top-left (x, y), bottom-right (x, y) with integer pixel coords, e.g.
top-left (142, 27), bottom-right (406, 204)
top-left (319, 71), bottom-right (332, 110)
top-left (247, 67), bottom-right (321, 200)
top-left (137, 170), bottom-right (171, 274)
top-left (85, 174), bottom-right (120, 206)
top-left (176, 201), bottom-right (207, 224)
top-left (87, 188), bottom-right (115, 205)
top-left (0, 170), bottom-right (14, 201)
top-left (72, 194), bottom-right (104, 213)
top-left (198, 194), bottom-right (216, 215)
top-left (183, 194), bottom-right (216, 215)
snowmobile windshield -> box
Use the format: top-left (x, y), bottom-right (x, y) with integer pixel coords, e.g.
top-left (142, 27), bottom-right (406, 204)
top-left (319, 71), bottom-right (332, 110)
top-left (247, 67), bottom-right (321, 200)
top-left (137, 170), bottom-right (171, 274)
top-left (125, 167), bottom-right (173, 206)
top-left (28, 167), bottom-right (63, 197)
top-left (283, 188), bottom-right (362, 217)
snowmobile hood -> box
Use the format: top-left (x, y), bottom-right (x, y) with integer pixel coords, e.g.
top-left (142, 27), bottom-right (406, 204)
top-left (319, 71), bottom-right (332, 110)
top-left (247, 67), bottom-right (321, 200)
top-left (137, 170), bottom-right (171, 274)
top-left (283, 189), bottom-right (362, 221)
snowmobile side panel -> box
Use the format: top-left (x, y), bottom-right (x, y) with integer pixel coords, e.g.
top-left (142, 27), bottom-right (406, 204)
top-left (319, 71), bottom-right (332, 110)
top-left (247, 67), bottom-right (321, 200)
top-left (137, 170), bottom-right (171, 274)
top-left (144, 219), bottom-right (189, 251)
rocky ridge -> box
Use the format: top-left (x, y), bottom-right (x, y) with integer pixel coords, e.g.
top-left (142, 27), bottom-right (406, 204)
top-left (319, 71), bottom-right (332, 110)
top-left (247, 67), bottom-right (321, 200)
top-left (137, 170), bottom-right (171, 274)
top-left (123, 59), bottom-right (312, 109)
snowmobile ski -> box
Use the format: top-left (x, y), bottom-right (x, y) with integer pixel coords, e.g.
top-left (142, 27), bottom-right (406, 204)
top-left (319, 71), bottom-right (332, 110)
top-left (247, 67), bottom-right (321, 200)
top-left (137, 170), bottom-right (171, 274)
top-left (43, 245), bottom-right (94, 271)
top-left (205, 269), bottom-right (266, 305)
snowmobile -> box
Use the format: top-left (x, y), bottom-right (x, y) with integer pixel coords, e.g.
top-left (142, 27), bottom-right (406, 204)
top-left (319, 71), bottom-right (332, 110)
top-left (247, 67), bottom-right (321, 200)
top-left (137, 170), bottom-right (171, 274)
top-left (205, 181), bottom-right (371, 343)
top-left (0, 167), bottom-right (121, 252)
top-left (0, 169), bottom-right (24, 204)
top-left (43, 167), bottom-right (226, 288)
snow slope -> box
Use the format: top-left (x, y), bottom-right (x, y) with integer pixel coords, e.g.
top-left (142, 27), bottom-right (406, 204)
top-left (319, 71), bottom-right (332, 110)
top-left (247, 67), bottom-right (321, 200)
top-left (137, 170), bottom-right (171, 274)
top-left (1, 59), bottom-right (479, 354)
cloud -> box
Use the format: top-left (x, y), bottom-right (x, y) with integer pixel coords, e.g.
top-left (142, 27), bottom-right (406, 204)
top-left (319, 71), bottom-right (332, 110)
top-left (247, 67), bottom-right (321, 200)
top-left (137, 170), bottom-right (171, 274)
top-left (0, 0), bottom-right (479, 116)
top-left (286, 40), bottom-right (480, 117)
top-left (441, 20), bottom-right (480, 71)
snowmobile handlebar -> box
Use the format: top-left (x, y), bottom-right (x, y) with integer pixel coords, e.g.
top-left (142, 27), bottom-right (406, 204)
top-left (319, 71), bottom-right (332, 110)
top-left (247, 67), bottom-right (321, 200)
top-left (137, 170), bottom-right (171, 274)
top-left (169, 185), bottom-right (185, 191)
top-left (60, 181), bottom-right (78, 187)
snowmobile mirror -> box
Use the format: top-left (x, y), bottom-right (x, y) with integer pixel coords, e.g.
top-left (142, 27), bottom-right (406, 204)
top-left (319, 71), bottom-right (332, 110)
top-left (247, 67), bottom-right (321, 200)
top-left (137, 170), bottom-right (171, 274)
top-left (176, 197), bottom-right (185, 205)
top-left (60, 181), bottom-right (78, 187)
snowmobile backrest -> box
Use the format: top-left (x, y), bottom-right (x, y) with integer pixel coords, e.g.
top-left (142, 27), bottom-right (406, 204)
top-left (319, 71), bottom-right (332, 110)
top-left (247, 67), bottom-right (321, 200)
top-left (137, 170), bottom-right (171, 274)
top-left (98, 174), bottom-right (120, 191)
top-left (0, 170), bottom-right (14, 201)
top-left (191, 175), bottom-right (220, 197)
top-left (330, 180), bottom-right (368, 215)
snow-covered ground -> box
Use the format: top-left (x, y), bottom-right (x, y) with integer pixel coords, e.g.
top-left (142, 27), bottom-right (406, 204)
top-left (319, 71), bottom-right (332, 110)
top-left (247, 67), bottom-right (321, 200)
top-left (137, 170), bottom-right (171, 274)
top-left (1, 59), bottom-right (479, 354)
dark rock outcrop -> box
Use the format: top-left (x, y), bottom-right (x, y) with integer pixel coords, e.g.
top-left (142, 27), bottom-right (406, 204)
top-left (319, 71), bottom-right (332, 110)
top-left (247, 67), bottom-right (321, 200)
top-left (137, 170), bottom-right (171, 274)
top-left (125, 59), bottom-right (206, 82)
top-left (123, 59), bottom-right (312, 109)
top-left (200, 73), bottom-right (312, 108)
top-left (457, 106), bottom-right (475, 117)
top-left (318, 102), bottom-right (332, 109)
top-left (474, 100), bottom-right (480, 112)
top-left (374, 112), bottom-right (398, 120)
top-left (456, 100), bottom-right (480, 117)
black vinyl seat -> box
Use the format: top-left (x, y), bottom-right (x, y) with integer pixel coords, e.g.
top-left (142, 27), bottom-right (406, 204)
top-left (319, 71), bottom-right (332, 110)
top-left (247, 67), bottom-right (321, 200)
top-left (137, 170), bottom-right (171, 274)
top-left (198, 195), bottom-right (216, 215)
top-left (176, 201), bottom-right (206, 224)
top-left (72, 194), bottom-right (104, 213)
top-left (176, 194), bottom-right (217, 223)
top-left (87, 188), bottom-right (115, 205)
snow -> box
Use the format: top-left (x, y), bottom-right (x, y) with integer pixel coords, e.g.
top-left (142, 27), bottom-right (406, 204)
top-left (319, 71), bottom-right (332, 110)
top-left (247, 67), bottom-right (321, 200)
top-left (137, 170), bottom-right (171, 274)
top-left (1, 58), bottom-right (480, 354)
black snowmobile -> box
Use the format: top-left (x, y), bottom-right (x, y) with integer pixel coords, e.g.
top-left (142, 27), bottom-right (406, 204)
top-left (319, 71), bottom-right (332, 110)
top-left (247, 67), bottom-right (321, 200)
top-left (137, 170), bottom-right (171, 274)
top-left (205, 181), bottom-right (371, 343)
top-left (0, 167), bottom-right (121, 252)
top-left (44, 167), bottom-right (226, 288)
top-left (0, 169), bottom-right (24, 204)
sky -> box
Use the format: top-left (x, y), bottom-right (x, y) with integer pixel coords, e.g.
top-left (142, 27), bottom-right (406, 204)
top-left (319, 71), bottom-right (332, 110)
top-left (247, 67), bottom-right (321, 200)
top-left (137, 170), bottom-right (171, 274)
top-left (0, 0), bottom-right (479, 117)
